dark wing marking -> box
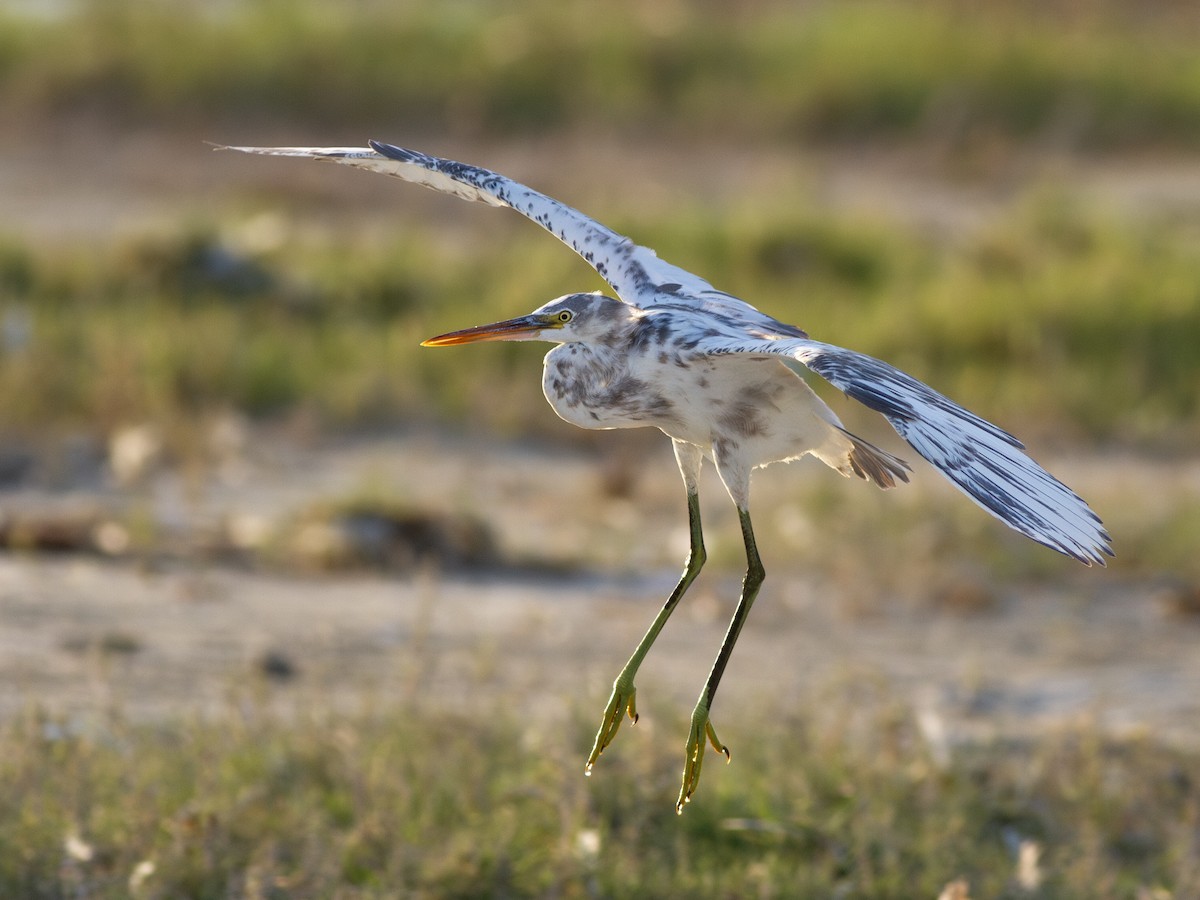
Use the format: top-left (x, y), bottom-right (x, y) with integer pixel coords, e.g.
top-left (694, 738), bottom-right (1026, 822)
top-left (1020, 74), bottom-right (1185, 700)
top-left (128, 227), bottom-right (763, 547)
top-left (217, 142), bottom-right (716, 307)
top-left (696, 334), bottom-right (1112, 566)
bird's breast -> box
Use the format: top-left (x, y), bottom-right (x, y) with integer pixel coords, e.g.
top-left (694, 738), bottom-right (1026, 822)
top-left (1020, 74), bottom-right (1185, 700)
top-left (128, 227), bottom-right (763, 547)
top-left (541, 343), bottom-right (685, 433)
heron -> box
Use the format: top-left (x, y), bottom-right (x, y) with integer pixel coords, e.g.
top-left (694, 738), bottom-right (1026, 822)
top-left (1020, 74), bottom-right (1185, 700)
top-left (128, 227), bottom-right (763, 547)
top-left (222, 142), bottom-right (1111, 811)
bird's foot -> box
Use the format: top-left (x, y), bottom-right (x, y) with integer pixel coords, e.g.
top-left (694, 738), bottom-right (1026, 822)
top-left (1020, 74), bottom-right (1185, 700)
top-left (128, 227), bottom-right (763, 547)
top-left (675, 701), bottom-right (730, 813)
top-left (585, 676), bottom-right (639, 773)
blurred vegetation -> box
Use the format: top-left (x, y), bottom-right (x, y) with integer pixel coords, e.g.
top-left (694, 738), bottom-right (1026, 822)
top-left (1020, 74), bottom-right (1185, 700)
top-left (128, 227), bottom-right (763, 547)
top-left (3, 0), bottom-right (1200, 149)
top-left (2, 694), bottom-right (1196, 897)
top-left (1, 193), bottom-right (1197, 447)
top-left (1, 0), bottom-right (1198, 449)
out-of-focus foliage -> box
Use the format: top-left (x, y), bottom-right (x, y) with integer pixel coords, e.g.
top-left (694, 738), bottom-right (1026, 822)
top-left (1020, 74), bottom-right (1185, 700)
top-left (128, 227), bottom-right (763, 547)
top-left (2, 194), bottom-right (1198, 444)
top-left (3, 0), bottom-right (1197, 447)
top-left (2, 0), bottom-right (1198, 447)
top-left (2, 0), bottom-right (1200, 148)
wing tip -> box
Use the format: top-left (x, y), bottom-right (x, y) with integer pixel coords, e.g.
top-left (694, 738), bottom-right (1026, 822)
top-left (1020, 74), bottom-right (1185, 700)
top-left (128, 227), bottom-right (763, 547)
top-left (950, 454), bottom-right (1113, 568)
top-left (206, 144), bottom-right (375, 161)
top-left (1044, 523), bottom-right (1113, 568)
top-left (1085, 538), bottom-right (1116, 568)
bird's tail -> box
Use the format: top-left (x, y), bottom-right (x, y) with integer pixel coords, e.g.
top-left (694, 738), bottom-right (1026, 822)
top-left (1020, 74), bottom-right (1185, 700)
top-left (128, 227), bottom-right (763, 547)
top-left (834, 427), bottom-right (911, 489)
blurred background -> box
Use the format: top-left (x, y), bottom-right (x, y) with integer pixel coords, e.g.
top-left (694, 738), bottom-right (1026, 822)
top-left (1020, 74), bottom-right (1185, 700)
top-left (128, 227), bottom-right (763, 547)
top-left (2, 0), bottom-right (1200, 895)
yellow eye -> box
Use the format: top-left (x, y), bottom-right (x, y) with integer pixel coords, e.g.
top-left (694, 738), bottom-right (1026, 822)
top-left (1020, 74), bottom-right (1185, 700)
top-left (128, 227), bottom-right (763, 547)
top-left (558, 310), bottom-right (573, 323)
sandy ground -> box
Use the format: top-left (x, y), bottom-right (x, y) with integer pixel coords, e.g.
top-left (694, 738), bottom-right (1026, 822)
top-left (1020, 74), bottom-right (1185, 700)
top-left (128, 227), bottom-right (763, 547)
top-left (3, 118), bottom-right (1200, 758)
top-left (2, 426), bottom-right (1198, 764)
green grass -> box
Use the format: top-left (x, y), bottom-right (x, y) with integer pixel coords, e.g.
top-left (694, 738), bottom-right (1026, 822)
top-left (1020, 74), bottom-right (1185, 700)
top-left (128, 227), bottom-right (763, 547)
top-left (2, 193), bottom-right (1198, 448)
top-left (3, 694), bottom-right (1197, 897)
top-left (3, 0), bottom-right (1200, 149)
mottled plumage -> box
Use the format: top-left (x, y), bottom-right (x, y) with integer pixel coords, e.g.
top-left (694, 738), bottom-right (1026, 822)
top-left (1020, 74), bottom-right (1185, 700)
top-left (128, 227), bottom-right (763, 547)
top-left (221, 141), bottom-right (1112, 810)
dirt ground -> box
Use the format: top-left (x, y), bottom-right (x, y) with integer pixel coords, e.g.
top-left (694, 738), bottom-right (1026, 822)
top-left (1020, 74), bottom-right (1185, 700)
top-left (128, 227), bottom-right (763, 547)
top-left (2, 426), bottom-right (1199, 764)
top-left (3, 119), bottom-right (1199, 758)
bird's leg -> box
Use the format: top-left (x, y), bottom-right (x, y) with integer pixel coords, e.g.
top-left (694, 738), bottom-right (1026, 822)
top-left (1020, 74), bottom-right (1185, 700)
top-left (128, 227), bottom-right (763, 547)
top-left (677, 506), bottom-right (763, 813)
top-left (586, 489), bottom-right (706, 772)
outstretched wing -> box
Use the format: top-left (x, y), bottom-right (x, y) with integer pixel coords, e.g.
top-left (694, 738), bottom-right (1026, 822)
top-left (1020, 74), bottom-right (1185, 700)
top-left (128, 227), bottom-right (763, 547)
top-left (219, 141), bottom-right (1108, 564)
top-left (696, 334), bottom-right (1112, 566)
top-left (218, 142), bottom-right (718, 308)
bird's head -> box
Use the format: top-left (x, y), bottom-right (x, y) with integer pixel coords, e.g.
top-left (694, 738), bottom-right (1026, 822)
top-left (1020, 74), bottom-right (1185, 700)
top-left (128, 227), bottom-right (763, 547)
top-left (421, 292), bottom-right (627, 347)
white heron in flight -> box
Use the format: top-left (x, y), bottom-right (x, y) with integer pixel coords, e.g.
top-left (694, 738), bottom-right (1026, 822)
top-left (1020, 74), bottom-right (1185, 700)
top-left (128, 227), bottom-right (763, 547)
top-left (222, 141), bottom-right (1111, 811)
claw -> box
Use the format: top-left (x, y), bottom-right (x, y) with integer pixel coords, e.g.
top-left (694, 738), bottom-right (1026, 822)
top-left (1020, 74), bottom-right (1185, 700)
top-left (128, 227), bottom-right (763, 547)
top-left (675, 702), bottom-right (730, 813)
top-left (706, 720), bottom-right (730, 761)
top-left (586, 679), bottom-right (639, 772)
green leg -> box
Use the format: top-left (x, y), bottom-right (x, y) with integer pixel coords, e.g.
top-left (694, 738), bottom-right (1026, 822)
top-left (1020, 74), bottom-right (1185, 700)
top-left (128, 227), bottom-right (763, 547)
top-left (677, 506), bottom-right (764, 812)
top-left (586, 490), bottom-right (706, 772)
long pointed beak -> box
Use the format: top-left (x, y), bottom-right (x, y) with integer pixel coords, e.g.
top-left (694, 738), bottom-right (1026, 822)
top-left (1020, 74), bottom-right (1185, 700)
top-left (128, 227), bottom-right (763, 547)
top-left (421, 314), bottom-right (548, 346)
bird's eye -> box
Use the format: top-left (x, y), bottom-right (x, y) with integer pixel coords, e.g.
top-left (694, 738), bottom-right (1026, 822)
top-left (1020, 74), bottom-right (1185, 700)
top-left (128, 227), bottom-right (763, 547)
top-left (558, 310), bottom-right (573, 323)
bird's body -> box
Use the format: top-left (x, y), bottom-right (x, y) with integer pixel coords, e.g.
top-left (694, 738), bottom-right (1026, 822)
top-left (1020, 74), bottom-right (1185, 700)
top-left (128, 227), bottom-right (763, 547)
top-left (533, 294), bottom-right (905, 499)
top-left (222, 141), bottom-right (1111, 811)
